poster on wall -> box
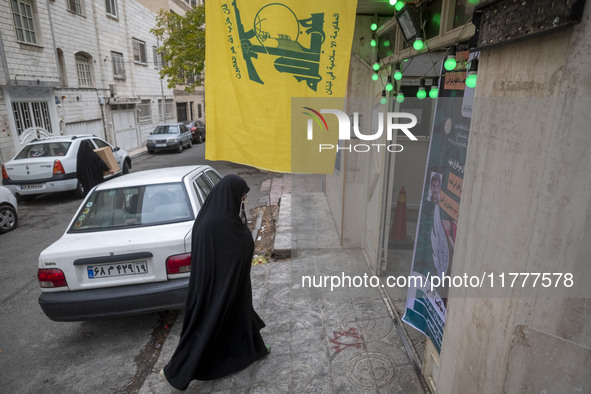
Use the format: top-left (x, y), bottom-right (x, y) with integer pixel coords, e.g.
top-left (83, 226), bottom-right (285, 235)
top-left (403, 50), bottom-right (479, 352)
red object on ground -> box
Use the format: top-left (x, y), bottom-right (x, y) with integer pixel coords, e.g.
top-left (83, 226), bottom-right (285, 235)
top-left (390, 187), bottom-right (407, 241)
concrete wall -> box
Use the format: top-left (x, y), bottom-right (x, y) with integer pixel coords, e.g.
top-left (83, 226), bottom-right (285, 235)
top-left (437, 7), bottom-right (591, 394)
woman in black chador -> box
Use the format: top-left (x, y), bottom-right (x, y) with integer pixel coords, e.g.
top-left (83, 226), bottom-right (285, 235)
top-left (76, 140), bottom-right (111, 196)
top-left (162, 174), bottom-right (268, 390)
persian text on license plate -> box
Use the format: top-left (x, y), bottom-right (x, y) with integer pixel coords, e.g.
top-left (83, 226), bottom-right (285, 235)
top-left (21, 184), bottom-right (42, 190)
top-left (87, 261), bottom-right (148, 279)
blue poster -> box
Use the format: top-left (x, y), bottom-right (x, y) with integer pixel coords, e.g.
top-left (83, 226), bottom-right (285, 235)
top-left (403, 51), bottom-right (479, 352)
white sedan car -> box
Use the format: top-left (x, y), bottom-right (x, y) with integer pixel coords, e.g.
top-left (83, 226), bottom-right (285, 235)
top-left (2, 134), bottom-right (131, 200)
top-left (37, 165), bottom-right (222, 321)
top-left (0, 185), bottom-right (18, 233)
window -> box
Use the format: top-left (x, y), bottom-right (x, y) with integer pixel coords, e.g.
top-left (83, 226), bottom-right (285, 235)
top-left (153, 47), bottom-right (166, 68)
top-left (12, 101), bottom-right (53, 136)
top-left (158, 99), bottom-right (175, 120)
top-left (11, 0), bottom-right (37, 44)
top-left (132, 39), bottom-right (147, 64)
top-left (152, 46), bottom-right (159, 68)
top-left (105, 0), bottom-right (117, 17)
top-left (15, 141), bottom-right (71, 159)
top-left (75, 53), bottom-right (93, 87)
top-left (68, 183), bottom-right (193, 232)
top-left (138, 100), bottom-right (152, 123)
top-left (67, 0), bottom-right (84, 16)
top-left (111, 51), bottom-right (125, 79)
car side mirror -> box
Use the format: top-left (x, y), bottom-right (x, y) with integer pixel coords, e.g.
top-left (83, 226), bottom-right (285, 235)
top-left (113, 147), bottom-right (120, 152)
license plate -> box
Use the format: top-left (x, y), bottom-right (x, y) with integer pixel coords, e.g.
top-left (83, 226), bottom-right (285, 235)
top-left (21, 184), bottom-right (42, 190)
top-left (155, 143), bottom-right (167, 148)
top-left (87, 261), bottom-right (148, 279)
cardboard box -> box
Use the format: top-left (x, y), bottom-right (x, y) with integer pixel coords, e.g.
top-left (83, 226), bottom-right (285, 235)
top-left (94, 147), bottom-right (120, 175)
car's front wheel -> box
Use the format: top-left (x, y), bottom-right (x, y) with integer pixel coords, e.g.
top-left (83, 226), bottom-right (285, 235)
top-left (177, 143), bottom-right (184, 153)
top-left (187, 140), bottom-right (192, 149)
top-left (197, 133), bottom-right (204, 144)
top-left (0, 204), bottom-right (18, 233)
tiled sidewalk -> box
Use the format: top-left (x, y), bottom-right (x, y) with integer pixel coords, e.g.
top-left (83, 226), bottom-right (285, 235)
top-left (140, 178), bottom-right (426, 393)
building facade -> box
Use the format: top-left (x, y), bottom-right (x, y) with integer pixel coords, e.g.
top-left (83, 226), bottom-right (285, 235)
top-left (0, 0), bottom-right (203, 163)
top-left (326, 1), bottom-right (590, 392)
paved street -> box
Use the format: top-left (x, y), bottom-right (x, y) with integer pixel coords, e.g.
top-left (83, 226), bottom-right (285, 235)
top-left (0, 143), bottom-right (277, 393)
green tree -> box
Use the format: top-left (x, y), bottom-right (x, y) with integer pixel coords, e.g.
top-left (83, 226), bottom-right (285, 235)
top-left (151, 5), bottom-right (205, 93)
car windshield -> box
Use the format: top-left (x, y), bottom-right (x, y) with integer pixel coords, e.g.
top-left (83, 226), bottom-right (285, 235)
top-left (152, 125), bottom-right (179, 135)
top-left (69, 182), bottom-right (194, 232)
top-left (15, 142), bottom-right (72, 159)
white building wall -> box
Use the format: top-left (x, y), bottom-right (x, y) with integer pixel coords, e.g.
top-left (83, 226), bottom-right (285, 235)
top-left (0, 0), bottom-right (177, 160)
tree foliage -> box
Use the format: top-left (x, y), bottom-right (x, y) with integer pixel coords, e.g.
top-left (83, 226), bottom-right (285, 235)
top-left (151, 5), bottom-right (205, 93)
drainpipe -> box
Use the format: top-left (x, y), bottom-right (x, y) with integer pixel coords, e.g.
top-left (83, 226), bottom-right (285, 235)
top-left (157, 38), bottom-right (166, 121)
top-left (45, 1), bottom-right (61, 84)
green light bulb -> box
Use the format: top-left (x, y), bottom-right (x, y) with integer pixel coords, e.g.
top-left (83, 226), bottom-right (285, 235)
top-left (395, 1), bottom-right (404, 11)
top-left (413, 38), bottom-right (424, 51)
top-left (429, 87), bottom-right (438, 99)
top-left (383, 40), bottom-right (390, 47)
top-left (380, 97), bottom-right (388, 105)
top-left (466, 74), bottom-right (477, 88)
top-left (394, 71), bottom-right (402, 80)
top-left (389, 0), bottom-right (397, 5)
top-left (371, 39), bottom-right (377, 47)
top-left (371, 23), bottom-right (378, 31)
top-left (373, 62), bottom-right (380, 71)
top-left (468, 0), bottom-right (480, 4)
top-left (417, 88), bottom-right (426, 99)
top-left (396, 93), bottom-right (405, 103)
top-left (372, 73), bottom-right (379, 81)
top-left (444, 57), bottom-right (457, 71)
top-left (386, 83), bottom-right (393, 91)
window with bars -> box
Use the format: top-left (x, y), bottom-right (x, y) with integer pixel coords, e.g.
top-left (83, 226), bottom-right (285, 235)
top-left (105, 0), bottom-right (117, 17)
top-left (133, 39), bottom-right (147, 64)
top-left (12, 102), bottom-right (52, 136)
top-left (11, 0), bottom-right (37, 44)
top-left (158, 99), bottom-right (175, 121)
top-left (138, 100), bottom-right (152, 123)
top-left (111, 51), bottom-right (125, 79)
top-left (67, 0), bottom-right (84, 16)
top-left (75, 53), bottom-right (93, 87)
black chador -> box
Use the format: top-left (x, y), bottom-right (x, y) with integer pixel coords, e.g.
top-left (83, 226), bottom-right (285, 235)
top-left (163, 175), bottom-right (268, 390)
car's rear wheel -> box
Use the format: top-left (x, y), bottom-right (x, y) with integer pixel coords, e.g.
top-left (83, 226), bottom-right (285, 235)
top-left (74, 180), bottom-right (85, 198)
top-left (177, 143), bottom-right (183, 153)
top-left (197, 133), bottom-right (204, 144)
top-left (122, 160), bottom-right (130, 174)
top-left (0, 204), bottom-right (18, 233)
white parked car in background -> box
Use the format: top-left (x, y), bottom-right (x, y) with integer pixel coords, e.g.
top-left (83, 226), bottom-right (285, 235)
top-left (1, 135), bottom-right (131, 200)
top-left (37, 165), bottom-right (222, 321)
top-left (0, 185), bottom-right (18, 233)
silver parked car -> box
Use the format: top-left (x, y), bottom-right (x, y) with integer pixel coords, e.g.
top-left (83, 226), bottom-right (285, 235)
top-left (146, 123), bottom-right (193, 154)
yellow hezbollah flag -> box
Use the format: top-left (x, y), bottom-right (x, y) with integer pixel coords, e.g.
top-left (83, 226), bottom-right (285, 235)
top-left (205, 0), bottom-right (357, 173)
